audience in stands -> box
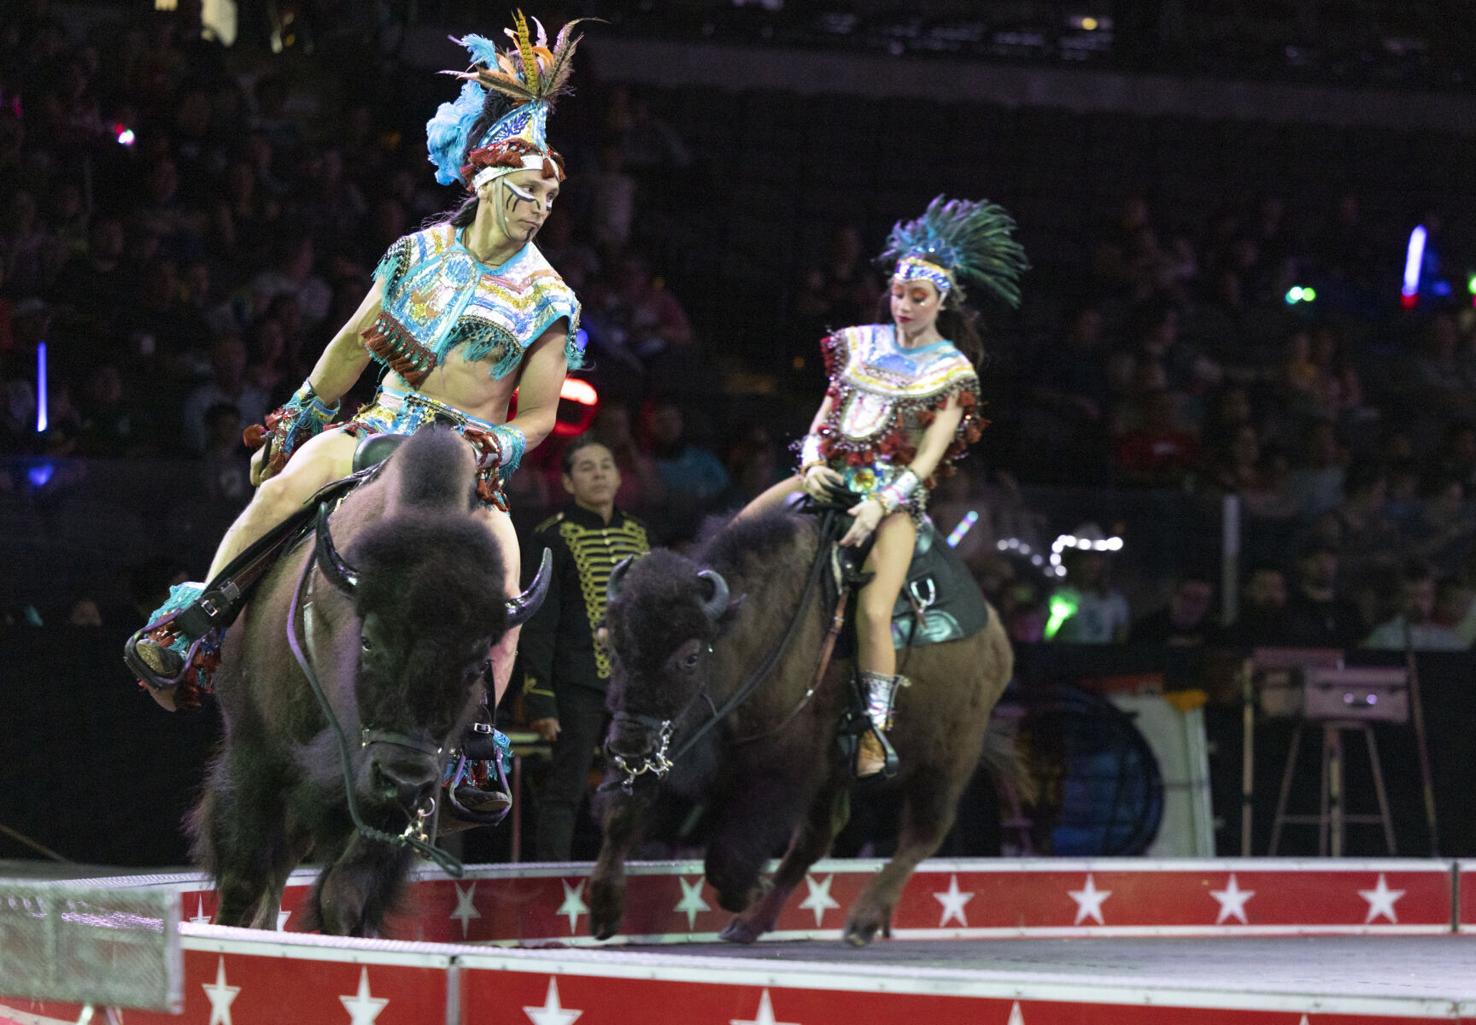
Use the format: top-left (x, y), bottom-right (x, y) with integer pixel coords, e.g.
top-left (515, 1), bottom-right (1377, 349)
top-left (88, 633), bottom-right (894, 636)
top-left (0, 3), bottom-right (1474, 657)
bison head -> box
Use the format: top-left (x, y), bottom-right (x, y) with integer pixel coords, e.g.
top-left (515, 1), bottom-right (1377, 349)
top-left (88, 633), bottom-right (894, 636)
top-left (601, 549), bottom-right (738, 776)
top-left (315, 507), bottom-right (548, 816)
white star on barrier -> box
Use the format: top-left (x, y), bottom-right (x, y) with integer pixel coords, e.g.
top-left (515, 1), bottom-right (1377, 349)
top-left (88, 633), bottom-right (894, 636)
top-left (277, 909), bottom-right (292, 931)
top-left (451, 881), bottom-right (482, 938)
top-left (339, 967), bottom-right (388, 1025)
top-left (1006, 1002), bottom-right (1026, 1025)
top-left (190, 896), bottom-right (211, 925)
top-left (933, 874), bottom-right (975, 928)
top-left (799, 874), bottom-right (840, 927)
top-left (1209, 873), bottom-right (1255, 925)
top-left (523, 978), bottom-right (582, 1025)
top-left (558, 878), bottom-right (590, 934)
top-left (1068, 874), bottom-right (1111, 925)
top-left (1359, 874), bottom-right (1405, 924)
top-left (730, 989), bottom-right (800, 1025)
top-left (1298, 1017), bottom-right (1310, 1025)
top-left (674, 876), bottom-right (711, 930)
top-left (201, 957), bottom-right (240, 1025)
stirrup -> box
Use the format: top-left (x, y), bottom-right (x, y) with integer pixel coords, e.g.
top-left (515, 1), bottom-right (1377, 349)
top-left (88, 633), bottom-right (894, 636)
top-left (441, 723), bottom-right (513, 826)
top-left (855, 728), bottom-right (899, 780)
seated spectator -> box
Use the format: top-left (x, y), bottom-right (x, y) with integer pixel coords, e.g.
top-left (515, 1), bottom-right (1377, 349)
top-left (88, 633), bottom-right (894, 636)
top-left (1221, 563), bottom-right (1293, 649)
top-left (199, 401), bottom-right (250, 504)
top-left (645, 399), bottom-right (729, 537)
top-left (1401, 474), bottom-right (1476, 567)
top-left (792, 224), bottom-right (883, 366)
top-left (77, 364), bottom-right (140, 457)
top-left (1242, 442), bottom-right (1300, 520)
top-left (1130, 571), bottom-right (1218, 647)
top-left (1203, 423), bottom-right (1263, 495)
top-left (591, 251), bottom-right (694, 358)
top-left (181, 335), bottom-right (267, 455)
top-left (249, 233), bottom-right (331, 329)
top-left (1286, 419), bottom-right (1347, 518)
top-left (1362, 560), bottom-right (1470, 651)
top-left (1113, 387), bottom-right (1200, 487)
top-left (1281, 541), bottom-right (1363, 648)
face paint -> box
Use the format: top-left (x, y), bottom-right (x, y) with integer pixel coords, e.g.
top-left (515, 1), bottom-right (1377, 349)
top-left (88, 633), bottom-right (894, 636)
top-left (499, 179), bottom-right (542, 243)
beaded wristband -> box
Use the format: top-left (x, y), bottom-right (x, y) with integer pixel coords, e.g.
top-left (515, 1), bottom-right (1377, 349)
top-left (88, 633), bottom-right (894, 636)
top-left (489, 423), bottom-right (526, 477)
top-left (244, 379), bottom-right (340, 476)
top-left (877, 469), bottom-right (920, 515)
top-left (798, 433), bottom-right (824, 474)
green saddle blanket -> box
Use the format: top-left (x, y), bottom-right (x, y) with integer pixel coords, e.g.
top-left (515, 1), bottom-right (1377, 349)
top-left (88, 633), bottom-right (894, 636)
top-left (888, 518), bottom-right (991, 648)
top-left (834, 517), bottom-right (991, 654)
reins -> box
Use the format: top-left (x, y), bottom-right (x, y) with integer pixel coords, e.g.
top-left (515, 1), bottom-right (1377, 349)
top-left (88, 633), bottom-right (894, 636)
top-left (286, 507), bottom-right (464, 878)
top-left (664, 507), bottom-right (841, 763)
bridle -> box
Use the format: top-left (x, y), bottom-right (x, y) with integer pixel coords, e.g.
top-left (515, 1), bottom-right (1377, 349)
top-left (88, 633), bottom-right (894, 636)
top-left (602, 507), bottom-right (843, 795)
top-left (286, 503), bottom-right (465, 877)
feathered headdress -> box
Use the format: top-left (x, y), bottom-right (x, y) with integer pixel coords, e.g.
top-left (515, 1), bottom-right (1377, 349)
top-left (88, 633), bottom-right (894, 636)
top-left (426, 12), bottom-right (588, 189)
top-left (879, 195), bottom-right (1030, 308)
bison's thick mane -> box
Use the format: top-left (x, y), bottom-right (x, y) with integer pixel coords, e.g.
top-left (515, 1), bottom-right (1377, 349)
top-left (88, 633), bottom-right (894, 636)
top-left (347, 429), bottom-right (505, 638)
top-left (697, 507), bottom-right (814, 577)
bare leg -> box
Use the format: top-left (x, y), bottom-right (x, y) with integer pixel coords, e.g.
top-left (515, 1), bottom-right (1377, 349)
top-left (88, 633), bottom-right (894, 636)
top-left (478, 505), bottom-right (522, 706)
top-left (855, 512), bottom-right (916, 678)
top-left (206, 430), bottom-right (359, 580)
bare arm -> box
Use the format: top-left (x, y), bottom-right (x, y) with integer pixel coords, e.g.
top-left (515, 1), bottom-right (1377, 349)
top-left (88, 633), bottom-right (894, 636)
top-left (304, 278), bottom-right (383, 404)
top-left (839, 394), bottom-right (968, 547)
top-left (503, 321), bottom-right (570, 452)
top-left (904, 396), bottom-right (967, 483)
top-left (248, 280), bottom-right (382, 484)
top-left (806, 393), bottom-right (836, 436)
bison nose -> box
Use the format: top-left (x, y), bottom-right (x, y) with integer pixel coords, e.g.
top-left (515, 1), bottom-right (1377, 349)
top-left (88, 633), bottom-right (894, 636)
top-left (371, 756), bottom-right (439, 810)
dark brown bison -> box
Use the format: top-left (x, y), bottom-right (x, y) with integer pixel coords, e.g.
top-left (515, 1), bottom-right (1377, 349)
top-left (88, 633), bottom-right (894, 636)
top-left (589, 507), bottom-right (1014, 946)
top-left (190, 428), bottom-right (546, 936)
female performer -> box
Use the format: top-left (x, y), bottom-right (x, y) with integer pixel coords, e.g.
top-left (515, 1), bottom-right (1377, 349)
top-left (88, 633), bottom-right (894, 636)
top-left (126, 14), bottom-right (588, 805)
top-left (745, 197), bottom-right (1027, 777)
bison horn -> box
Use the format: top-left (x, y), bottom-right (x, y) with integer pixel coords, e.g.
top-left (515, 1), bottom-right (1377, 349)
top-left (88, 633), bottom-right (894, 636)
top-left (506, 548), bottom-right (552, 627)
top-left (315, 504), bottom-right (359, 593)
top-left (697, 569), bottom-right (731, 622)
top-left (607, 555), bottom-right (635, 604)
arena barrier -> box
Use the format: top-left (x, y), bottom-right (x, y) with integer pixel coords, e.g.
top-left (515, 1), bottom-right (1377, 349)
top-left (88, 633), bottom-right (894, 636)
top-left (2, 857), bottom-right (1474, 1024)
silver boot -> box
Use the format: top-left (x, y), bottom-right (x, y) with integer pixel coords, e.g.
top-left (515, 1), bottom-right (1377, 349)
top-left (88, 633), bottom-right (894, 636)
top-left (856, 670), bottom-right (905, 778)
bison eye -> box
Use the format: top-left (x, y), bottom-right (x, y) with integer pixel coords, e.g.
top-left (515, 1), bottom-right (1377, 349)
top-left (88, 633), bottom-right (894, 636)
top-left (681, 651), bottom-right (700, 671)
top-left (361, 634), bottom-right (374, 652)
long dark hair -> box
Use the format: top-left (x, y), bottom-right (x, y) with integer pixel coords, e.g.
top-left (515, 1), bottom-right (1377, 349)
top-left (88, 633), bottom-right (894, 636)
top-left (873, 290), bottom-right (987, 368)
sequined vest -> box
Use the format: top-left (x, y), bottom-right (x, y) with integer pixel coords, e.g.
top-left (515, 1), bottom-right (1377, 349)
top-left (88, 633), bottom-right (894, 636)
top-left (815, 324), bottom-right (985, 485)
top-left (362, 224), bottom-right (582, 388)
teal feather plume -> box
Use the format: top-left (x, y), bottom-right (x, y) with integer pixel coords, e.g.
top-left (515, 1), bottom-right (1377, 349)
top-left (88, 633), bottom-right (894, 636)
top-left (881, 195), bottom-right (1030, 308)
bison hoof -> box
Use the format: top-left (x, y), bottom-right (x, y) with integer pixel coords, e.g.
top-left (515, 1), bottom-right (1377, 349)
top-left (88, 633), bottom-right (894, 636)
top-left (843, 907), bottom-right (890, 947)
top-left (719, 917), bottom-right (762, 945)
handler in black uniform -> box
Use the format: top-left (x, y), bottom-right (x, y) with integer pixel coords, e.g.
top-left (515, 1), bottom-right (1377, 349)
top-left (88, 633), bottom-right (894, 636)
top-left (521, 433), bottom-right (651, 860)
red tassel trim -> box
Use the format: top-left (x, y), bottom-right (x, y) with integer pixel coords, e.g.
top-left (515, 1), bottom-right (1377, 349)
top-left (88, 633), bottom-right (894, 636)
top-left (242, 423), bottom-right (268, 450)
top-left (362, 317), bottom-right (436, 388)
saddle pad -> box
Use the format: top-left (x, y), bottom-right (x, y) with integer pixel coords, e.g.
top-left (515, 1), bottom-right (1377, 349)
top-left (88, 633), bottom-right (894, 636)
top-left (835, 518), bottom-right (991, 655)
top-left (889, 518), bottom-right (992, 648)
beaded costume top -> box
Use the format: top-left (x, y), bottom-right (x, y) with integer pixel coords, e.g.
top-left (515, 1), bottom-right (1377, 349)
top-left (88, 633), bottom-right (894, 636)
top-left (816, 323), bottom-right (985, 487)
top-left (363, 222), bottom-right (582, 388)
